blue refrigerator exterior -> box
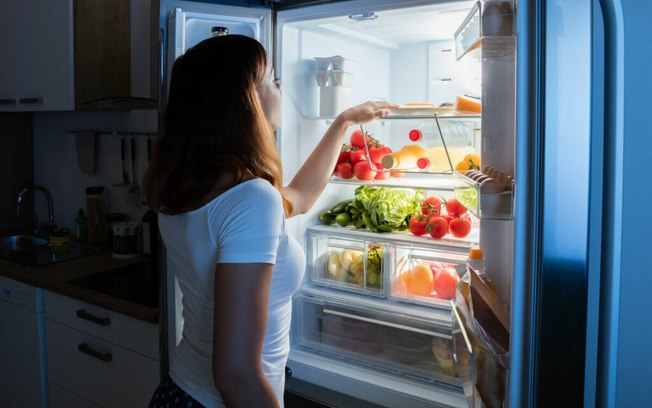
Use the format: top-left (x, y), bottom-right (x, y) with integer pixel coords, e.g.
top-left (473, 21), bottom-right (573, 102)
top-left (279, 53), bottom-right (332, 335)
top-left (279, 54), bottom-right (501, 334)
top-left (513, 0), bottom-right (652, 407)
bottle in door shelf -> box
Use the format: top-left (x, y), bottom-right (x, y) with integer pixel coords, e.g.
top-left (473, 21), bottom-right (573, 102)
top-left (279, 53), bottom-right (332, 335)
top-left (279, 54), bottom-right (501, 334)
top-left (380, 144), bottom-right (475, 173)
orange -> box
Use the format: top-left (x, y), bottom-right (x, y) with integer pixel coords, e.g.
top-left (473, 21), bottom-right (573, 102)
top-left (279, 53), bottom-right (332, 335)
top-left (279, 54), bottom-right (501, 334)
top-left (406, 263), bottom-right (434, 296)
top-left (455, 160), bottom-right (470, 172)
top-left (463, 153), bottom-right (481, 170)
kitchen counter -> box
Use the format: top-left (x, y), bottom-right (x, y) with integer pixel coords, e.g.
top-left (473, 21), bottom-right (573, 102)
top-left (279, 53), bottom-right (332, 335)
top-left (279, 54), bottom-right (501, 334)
top-left (0, 251), bottom-right (159, 324)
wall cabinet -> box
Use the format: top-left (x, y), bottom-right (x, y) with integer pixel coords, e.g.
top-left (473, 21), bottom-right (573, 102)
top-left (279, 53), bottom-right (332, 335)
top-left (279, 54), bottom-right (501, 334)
top-left (0, 0), bottom-right (75, 111)
top-left (45, 291), bottom-right (159, 408)
top-left (0, 0), bottom-right (158, 112)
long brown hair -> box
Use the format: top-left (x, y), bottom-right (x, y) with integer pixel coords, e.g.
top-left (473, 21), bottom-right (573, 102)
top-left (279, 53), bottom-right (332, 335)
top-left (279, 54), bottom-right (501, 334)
top-left (143, 35), bottom-right (291, 215)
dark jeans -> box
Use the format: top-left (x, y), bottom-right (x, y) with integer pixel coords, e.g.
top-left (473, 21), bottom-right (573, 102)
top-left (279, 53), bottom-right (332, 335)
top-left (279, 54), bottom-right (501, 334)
top-left (149, 375), bottom-right (205, 408)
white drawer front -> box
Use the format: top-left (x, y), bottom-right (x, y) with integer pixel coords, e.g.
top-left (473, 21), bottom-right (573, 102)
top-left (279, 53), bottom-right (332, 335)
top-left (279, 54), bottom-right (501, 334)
top-left (46, 320), bottom-right (159, 408)
top-left (44, 290), bottom-right (158, 359)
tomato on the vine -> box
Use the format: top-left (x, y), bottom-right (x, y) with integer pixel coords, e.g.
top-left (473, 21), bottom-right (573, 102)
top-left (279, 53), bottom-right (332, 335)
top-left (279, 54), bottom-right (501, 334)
top-left (445, 198), bottom-right (467, 217)
top-left (421, 196), bottom-right (443, 216)
top-left (349, 149), bottom-right (367, 165)
top-left (350, 129), bottom-right (370, 149)
top-left (353, 161), bottom-right (377, 180)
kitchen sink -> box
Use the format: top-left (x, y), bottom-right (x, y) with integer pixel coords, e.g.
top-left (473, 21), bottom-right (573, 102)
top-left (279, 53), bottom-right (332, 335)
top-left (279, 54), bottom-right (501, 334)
top-left (0, 235), bottom-right (49, 252)
top-left (67, 262), bottom-right (159, 308)
top-left (0, 234), bottom-right (100, 268)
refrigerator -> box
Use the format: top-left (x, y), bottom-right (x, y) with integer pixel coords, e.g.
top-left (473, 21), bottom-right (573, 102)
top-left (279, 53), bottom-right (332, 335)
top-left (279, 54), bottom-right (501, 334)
top-left (157, 0), bottom-right (652, 407)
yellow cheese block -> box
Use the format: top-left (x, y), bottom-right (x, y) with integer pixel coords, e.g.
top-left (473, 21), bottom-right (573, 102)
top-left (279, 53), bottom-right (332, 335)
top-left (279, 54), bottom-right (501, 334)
top-left (455, 95), bottom-right (482, 113)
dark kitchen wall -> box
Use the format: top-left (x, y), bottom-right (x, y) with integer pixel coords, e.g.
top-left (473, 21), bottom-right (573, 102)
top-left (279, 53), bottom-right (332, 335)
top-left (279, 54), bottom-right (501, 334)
top-left (32, 110), bottom-right (158, 233)
top-left (0, 113), bottom-right (34, 234)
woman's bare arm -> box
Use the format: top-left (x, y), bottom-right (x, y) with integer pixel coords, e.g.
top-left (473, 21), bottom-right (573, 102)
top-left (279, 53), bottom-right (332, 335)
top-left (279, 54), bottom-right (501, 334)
top-left (212, 262), bottom-right (279, 408)
top-left (283, 101), bottom-right (395, 217)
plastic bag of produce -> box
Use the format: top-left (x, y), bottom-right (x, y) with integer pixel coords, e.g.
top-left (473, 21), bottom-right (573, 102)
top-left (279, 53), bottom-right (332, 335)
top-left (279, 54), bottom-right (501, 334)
top-left (454, 268), bottom-right (510, 408)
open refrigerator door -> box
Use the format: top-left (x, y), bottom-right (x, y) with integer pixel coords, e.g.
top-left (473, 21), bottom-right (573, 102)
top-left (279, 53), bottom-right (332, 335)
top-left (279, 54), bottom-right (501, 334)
top-left (275, 0), bottom-right (515, 407)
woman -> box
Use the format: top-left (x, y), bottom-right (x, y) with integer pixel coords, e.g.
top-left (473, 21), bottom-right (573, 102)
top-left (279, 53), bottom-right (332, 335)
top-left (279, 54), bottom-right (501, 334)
top-left (144, 34), bottom-right (393, 408)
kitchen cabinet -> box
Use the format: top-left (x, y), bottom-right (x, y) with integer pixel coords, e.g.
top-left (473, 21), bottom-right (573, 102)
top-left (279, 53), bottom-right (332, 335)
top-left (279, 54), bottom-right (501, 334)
top-left (45, 290), bottom-right (159, 408)
top-left (0, 0), bottom-right (158, 112)
top-left (0, 275), bottom-right (47, 407)
top-left (0, 0), bottom-right (75, 111)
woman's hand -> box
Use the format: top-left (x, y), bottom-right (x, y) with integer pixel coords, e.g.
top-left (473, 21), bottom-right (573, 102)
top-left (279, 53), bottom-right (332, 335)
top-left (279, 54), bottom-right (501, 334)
top-left (337, 100), bottom-right (398, 127)
top-left (282, 100), bottom-right (397, 217)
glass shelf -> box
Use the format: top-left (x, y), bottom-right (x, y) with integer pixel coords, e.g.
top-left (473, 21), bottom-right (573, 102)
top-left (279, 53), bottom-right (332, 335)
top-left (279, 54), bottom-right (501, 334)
top-left (329, 173), bottom-right (468, 192)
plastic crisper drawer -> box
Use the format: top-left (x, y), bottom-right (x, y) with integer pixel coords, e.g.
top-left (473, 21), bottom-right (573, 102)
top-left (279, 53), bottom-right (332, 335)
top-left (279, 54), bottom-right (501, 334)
top-left (307, 228), bottom-right (385, 296)
top-left (388, 244), bottom-right (468, 308)
top-left (293, 290), bottom-right (463, 387)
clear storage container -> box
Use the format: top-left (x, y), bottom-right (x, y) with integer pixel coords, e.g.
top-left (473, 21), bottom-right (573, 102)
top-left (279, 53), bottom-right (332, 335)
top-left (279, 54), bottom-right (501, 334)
top-left (307, 228), bottom-right (385, 296)
top-left (293, 290), bottom-right (464, 387)
top-left (388, 244), bottom-right (468, 307)
top-left (360, 115), bottom-right (481, 176)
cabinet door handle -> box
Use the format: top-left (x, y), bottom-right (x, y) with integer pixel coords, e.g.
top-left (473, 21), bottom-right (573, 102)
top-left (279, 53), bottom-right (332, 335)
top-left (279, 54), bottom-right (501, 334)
top-left (76, 309), bottom-right (111, 326)
top-left (18, 97), bottom-right (45, 104)
top-left (0, 98), bottom-right (18, 105)
top-left (78, 343), bottom-right (112, 362)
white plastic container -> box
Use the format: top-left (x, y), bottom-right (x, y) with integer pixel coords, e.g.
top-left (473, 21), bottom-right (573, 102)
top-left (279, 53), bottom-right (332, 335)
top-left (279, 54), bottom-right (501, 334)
top-left (319, 86), bottom-right (352, 117)
top-left (314, 56), bottom-right (332, 71)
top-left (314, 71), bottom-right (329, 86)
top-left (328, 70), bottom-right (354, 87)
top-left (331, 55), bottom-right (355, 72)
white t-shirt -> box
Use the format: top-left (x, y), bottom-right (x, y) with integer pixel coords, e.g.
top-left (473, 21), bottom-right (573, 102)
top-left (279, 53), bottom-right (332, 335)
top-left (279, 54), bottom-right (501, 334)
top-left (159, 178), bottom-right (305, 407)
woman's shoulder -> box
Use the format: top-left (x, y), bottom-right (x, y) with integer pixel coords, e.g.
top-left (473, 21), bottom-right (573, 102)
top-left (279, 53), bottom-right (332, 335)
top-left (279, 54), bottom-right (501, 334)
top-left (203, 178), bottom-right (283, 215)
top-left (233, 178), bottom-right (282, 202)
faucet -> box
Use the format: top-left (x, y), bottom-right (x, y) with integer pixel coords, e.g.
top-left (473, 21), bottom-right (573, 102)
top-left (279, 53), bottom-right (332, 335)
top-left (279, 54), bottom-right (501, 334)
top-left (17, 185), bottom-right (56, 233)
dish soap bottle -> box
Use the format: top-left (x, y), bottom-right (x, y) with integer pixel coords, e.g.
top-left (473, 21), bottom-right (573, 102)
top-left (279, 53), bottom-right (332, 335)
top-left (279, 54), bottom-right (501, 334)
top-left (76, 208), bottom-right (88, 243)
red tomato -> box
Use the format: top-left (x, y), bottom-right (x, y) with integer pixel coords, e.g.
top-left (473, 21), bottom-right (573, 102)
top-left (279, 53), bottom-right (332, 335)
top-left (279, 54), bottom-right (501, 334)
top-left (374, 163), bottom-right (390, 180)
top-left (449, 217), bottom-right (471, 238)
top-left (432, 267), bottom-right (459, 299)
top-left (427, 215), bottom-right (449, 239)
top-left (421, 196), bottom-right (443, 216)
top-left (335, 162), bottom-right (354, 179)
top-left (349, 149), bottom-right (367, 165)
top-left (368, 145), bottom-right (391, 163)
top-left (408, 215), bottom-right (428, 236)
top-left (353, 161), bottom-right (377, 180)
top-left (350, 129), bottom-right (369, 149)
top-left (445, 198), bottom-right (468, 217)
top-left (337, 150), bottom-right (350, 164)
top-left (440, 214), bottom-right (453, 224)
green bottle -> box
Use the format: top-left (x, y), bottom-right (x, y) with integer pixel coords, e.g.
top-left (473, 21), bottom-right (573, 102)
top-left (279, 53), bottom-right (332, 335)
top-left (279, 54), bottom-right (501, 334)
top-left (76, 208), bottom-right (88, 243)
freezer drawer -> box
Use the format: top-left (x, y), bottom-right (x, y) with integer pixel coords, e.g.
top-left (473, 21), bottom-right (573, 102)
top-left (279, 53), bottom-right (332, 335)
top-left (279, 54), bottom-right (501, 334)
top-left (293, 292), bottom-right (462, 388)
top-left (388, 243), bottom-right (468, 307)
top-left (307, 229), bottom-right (385, 297)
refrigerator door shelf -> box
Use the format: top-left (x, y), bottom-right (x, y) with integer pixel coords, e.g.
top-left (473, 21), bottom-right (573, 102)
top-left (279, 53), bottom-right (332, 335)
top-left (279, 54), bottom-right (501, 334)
top-left (293, 291), bottom-right (461, 388)
top-left (454, 170), bottom-right (514, 220)
top-left (452, 301), bottom-right (509, 408)
top-left (454, 1), bottom-right (516, 61)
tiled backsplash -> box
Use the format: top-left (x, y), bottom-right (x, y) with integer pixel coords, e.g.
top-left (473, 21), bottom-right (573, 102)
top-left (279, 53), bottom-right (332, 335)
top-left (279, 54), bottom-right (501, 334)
top-left (0, 113), bottom-right (34, 234)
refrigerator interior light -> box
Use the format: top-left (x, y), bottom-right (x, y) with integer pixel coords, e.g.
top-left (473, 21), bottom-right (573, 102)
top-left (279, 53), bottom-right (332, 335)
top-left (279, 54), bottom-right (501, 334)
top-left (318, 24), bottom-right (400, 49)
top-left (348, 11), bottom-right (378, 22)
